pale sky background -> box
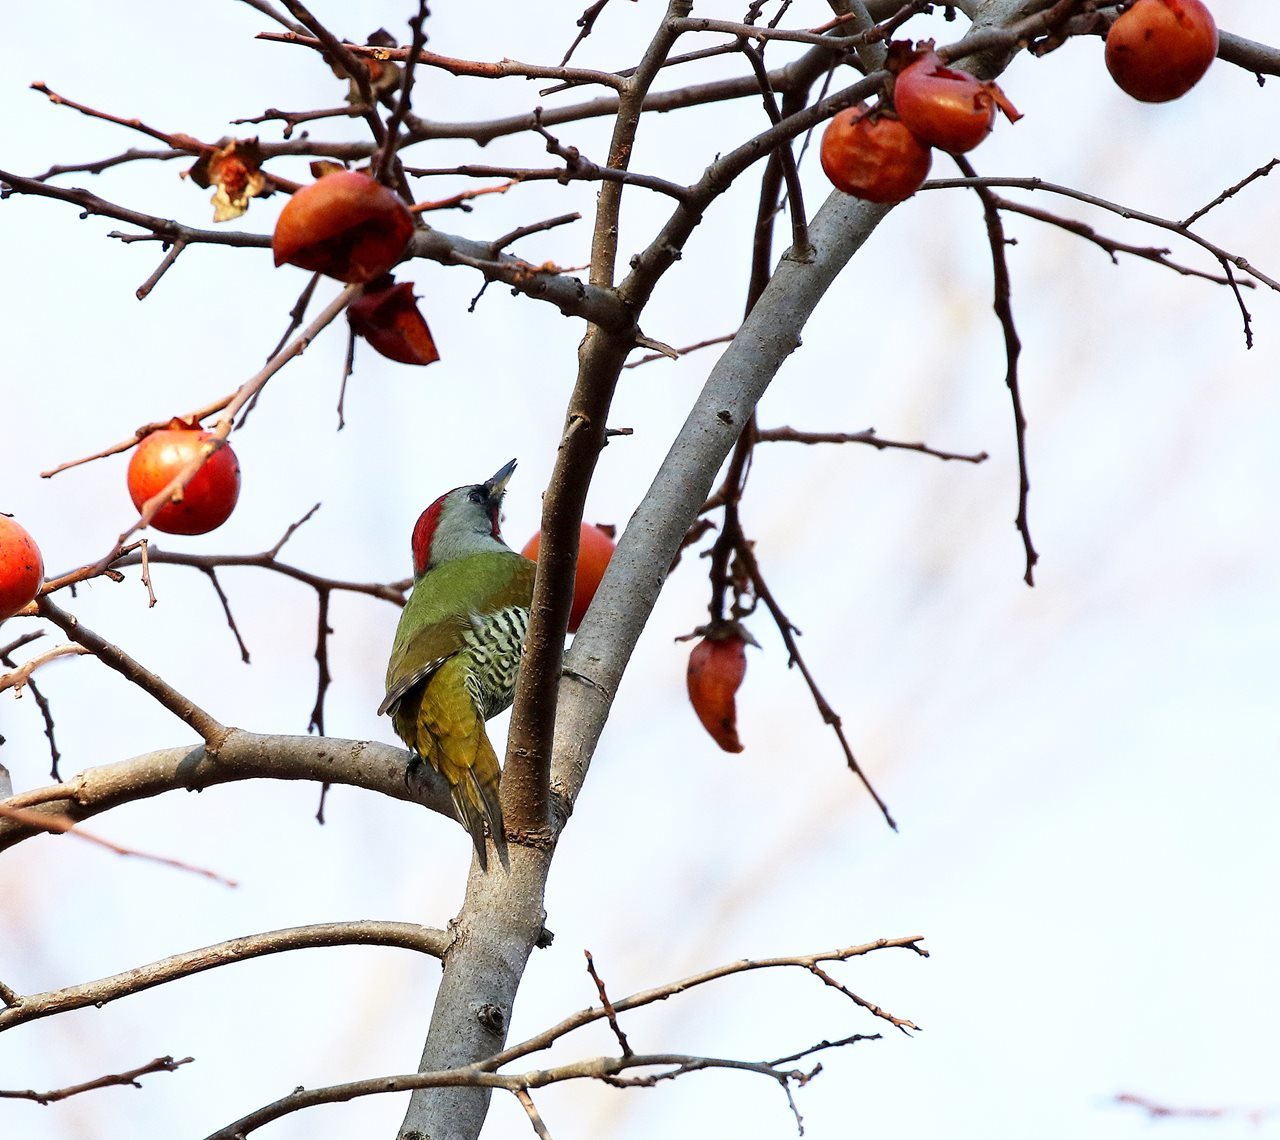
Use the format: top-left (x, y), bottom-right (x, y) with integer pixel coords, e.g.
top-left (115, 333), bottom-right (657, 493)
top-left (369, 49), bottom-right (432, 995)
top-left (2, 3), bottom-right (1279, 1139)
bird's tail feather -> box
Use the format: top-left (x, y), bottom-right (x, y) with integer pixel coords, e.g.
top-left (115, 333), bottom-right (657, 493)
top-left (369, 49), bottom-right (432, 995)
top-left (450, 741), bottom-right (509, 872)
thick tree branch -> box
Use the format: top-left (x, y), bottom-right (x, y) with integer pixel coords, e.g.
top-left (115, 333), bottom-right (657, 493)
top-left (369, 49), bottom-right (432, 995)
top-left (0, 731), bottom-right (451, 853)
top-left (0, 921), bottom-right (447, 1032)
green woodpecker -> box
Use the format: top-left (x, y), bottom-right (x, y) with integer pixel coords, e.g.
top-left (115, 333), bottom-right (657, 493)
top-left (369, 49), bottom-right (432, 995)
top-left (379, 459), bottom-right (535, 870)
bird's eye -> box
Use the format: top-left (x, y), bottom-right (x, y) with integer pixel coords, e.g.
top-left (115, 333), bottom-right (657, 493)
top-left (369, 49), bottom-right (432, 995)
top-left (469, 488), bottom-right (486, 504)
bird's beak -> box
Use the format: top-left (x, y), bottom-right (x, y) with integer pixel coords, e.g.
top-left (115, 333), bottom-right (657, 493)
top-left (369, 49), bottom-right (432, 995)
top-left (485, 458), bottom-right (518, 498)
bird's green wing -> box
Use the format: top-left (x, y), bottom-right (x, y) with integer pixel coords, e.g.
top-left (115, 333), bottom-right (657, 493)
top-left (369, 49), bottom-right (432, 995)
top-left (379, 605), bottom-right (467, 718)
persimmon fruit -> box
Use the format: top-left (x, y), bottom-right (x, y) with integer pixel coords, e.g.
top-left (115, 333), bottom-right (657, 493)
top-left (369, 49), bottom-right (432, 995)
top-left (521, 522), bottom-right (616, 633)
top-left (1105, 0), bottom-right (1218, 103)
top-left (820, 105), bottom-right (932, 204)
top-left (127, 419), bottom-right (241, 536)
top-left (0, 515), bottom-right (44, 620)
top-left (893, 50), bottom-right (1021, 154)
top-left (687, 633), bottom-right (748, 753)
top-left (272, 169), bottom-right (414, 283)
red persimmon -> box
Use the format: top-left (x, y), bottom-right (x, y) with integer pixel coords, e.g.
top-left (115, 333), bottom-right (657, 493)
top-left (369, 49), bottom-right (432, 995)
top-left (820, 105), bottom-right (932, 204)
top-left (1105, 0), bottom-right (1218, 103)
top-left (521, 522), bottom-right (616, 633)
top-left (273, 170), bottom-right (414, 283)
top-left (0, 515), bottom-right (44, 620)
top-left (127, 419), bottom-right (241, 536)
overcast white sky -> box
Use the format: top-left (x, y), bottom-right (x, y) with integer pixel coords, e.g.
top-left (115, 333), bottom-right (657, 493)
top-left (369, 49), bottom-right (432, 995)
top-left (2, 3), bottom-right (1279, 1139)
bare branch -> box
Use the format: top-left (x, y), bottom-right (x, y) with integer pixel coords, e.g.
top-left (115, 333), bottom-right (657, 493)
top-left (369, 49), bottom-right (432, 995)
top-left (0, 643), bottom-right (89, 695)
top-left (256, 30), bottom-right (628, 91)
top-left (0, 1055), bottom-right (193, 1105)
top-left (1183, 157), bottom-right (1278, 228)
top-left (0, 730), bottom-right (452, 854)
top-left (373, 0), bottom-right (431, 186)
top-left (308, 588), bottom-right (333, 735)
top-left (0, 634), bottom-right (64, 779)
top-left (561, 0), bottom-right (613, 67)
top-left (584, 950), bottom-right (632, 1057)
top-left (279, 0), bottom-right (388, 146)
top-left (734, 539), bottom-right (897, 829)
top-left (623, 333), bottom-right (735, 368)
top-left (135, 236), bottom-right (188, 300)
top-left (921, 174), bottom-right (1280, 294)
top-left (36, 597), bottom-right (228, 743)
top-left (30, 82), bottom-right (207, 153)
top-left (0, 801), bottom-right (237, 887)
top-left (952, 155), bottom-right (1036, 585)
top-left (206, 936), bottom-right (924, 1137)
top-left (514, 1088), bottom-right (555, 1140)
top-left (0, 921), bottom-right (448, 1033)
top-left (756, 425), bottom-right (988, 463)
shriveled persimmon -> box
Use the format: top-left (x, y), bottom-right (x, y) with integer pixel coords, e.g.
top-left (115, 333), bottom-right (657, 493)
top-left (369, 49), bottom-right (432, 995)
top-left (521, 522), bottom-right (616, 633)
top-left (127, 419), bottom-right (241, 536)
top-left (1105, 0), bottom-right (1218, 103)
top-left (686, 630), bottom-right (749, 753)
top-left (348, 278), bottom-right (440, 366)
top-left (820, 105), bottom-right (932, 204)
top-left (893, 49), bottom-right (1020, 154)
top-left (272, 169), bottom-right (414, 283)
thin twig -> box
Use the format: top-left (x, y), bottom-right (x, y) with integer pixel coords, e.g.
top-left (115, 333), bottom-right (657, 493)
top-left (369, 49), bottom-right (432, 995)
top-left (374, 0), bottom-right (431, 186)
top-left (265, 272), bottom-right (322, 363)
top-left (1181, 158), bottom-right (1279, 228)
top-left (738, 42), bottom-right (811, 259)
top-left (36, 597), bottom-right (228, 744)
top-left (39, 394), bottom-right (236, 479)
top-left (952, 155), bottom-right (1036, 585)
top-left (490, 213), bottom-right (583, 257)
top-left (769, 1032), bottom-right (880, 1066)
top-left (279, 1), bottom-right (388, 146)
top-left (561, 0), bottom-right (612, 66)
top-left (807, 963), bottom-right (918, 1033)
top-left (922, 174), bottom-right (1280, 294)
top-left (337, 325), bottom-right (357, 429)
top-left (0, 802), bottom-right (237, 887)
top-left (735, 541), bottom-right (897, 829)
top-left (1219, 258), bottom-right (1254, 349)
top-left (0, 644), bottom-right (90, 695)
top-left (514, 1088), bottom-right (555, 1140)
top-left (257, 30), bottom-right (628, 91)
top-left (584, 950), bottom-right (632, 1057)
top-left (623, 333), bottom-right (735, 368)
top-left (756, 425), bottom-right (988, 463)
top-left (0, 635), bottom-right (66, 779)
top-left (993, 197), bottom-right (1250, 285)
top-left (29, 83), bottom-right (207, 153)
top-left (135, 238), bottom-right (188, 300)
top-left (308, 589), bottom-right (332, 735)
top-left (0, 1056), bottom-right (193, 1105)
top-left (202, 937), bottom-right (925, 1137)
top-left (201, 568), bottom-right (251, 663)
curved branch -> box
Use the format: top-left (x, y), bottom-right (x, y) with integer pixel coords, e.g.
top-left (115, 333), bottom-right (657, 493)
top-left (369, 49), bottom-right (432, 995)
top-left (37, 598), bottom-right (227, 743)
top-left (0, 169), bottom-right (631, 330)
top-left (921, 175), bottom-right (1280, 293)
top-left (0, 730), bottom-right (452, 853)
top-left (0, 920), bottom-right (449, 1032)
top-left (0, 1055), bottom-right (193, 1104)
top-left (208, 935), bottom-right (924, 1138)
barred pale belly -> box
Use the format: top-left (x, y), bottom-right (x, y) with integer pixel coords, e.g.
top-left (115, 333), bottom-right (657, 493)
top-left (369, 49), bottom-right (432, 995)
top-left (463, 605), bottom-right (530, 720)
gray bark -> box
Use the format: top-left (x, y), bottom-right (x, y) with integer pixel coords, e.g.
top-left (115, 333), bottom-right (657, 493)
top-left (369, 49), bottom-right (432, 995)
top-left (397, 190), bottom-right (889, 1139)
